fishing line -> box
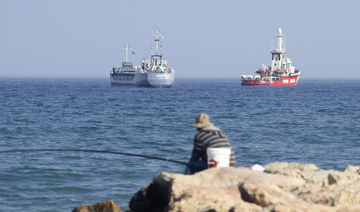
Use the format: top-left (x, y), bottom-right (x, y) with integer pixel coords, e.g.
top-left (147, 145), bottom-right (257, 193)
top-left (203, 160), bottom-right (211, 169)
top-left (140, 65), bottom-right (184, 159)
top-left (0, 148), bottom-right (187, 166)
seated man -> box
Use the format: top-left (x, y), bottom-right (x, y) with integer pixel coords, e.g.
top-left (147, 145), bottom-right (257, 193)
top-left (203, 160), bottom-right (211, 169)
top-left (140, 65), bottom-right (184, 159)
top-left (185, 113), bottom-right (236, 174)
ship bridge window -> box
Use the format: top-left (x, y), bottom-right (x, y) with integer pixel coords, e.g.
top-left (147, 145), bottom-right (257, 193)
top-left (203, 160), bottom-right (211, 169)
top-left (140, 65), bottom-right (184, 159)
top-left (272, 53), bottom-right (280, 60)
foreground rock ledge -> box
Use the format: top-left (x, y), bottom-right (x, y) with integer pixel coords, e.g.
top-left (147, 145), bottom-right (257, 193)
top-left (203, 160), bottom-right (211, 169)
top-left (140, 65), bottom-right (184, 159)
top-left (72, 162), bottom-right (360, 212)
top-left (129, 162), bottom-right (360, 212)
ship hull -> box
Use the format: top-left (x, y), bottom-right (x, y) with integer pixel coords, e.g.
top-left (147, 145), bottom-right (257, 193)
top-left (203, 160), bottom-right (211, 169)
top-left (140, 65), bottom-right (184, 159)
top-left (110, 72), bottom-right (174, 88)
top-left (241, 75), bottom-right (300, 87)
top-left (147, 73), bottom-right (175, 88)
top-left (110, 72), bottom-right (150, 87)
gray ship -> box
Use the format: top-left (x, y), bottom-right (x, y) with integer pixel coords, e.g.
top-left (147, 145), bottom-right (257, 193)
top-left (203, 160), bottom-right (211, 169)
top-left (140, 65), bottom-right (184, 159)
top-left (110, 26), bottom-right (175, 88)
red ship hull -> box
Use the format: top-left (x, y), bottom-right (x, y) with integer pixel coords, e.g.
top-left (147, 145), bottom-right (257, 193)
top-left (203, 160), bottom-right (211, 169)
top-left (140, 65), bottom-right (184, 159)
top-left (241, 74), bottom-right (300, 87)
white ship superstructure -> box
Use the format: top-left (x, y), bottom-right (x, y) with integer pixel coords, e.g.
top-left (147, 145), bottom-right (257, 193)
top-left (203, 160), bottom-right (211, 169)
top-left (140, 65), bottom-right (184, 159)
top-left (139, 26), bottom-right (175, 88)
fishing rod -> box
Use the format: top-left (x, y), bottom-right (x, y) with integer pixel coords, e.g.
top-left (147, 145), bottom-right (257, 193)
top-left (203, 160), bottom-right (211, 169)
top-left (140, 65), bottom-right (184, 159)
top-left (0, 148), bottom-right (188, 166)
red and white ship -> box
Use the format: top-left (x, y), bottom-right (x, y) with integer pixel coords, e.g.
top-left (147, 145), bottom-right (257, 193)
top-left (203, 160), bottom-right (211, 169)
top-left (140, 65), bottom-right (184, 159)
top-left (241, 28), bottom-right (301, 86)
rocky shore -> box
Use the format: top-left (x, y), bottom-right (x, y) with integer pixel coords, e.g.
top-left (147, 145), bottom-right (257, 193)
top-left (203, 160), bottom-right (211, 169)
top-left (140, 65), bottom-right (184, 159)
top-left (73, 162), bottom-right (360, 212)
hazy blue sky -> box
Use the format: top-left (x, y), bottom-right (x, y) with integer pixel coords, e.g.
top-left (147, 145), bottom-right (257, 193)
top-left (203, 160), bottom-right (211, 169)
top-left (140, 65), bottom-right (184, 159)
top-left (1, 0), bottom-right (359, 79)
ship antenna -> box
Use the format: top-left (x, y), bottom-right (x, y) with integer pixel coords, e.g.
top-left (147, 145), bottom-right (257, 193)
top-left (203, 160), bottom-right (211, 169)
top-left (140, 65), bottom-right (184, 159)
top-left (277, 28), bottom-right (285, 53)
top-left (153, 25), bottom-right (163, 56)
top-left (122, 42), bottom-right (133, 62)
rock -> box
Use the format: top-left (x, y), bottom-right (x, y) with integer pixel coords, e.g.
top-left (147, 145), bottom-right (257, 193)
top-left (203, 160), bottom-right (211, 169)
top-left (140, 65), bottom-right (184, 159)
top-left (168, 168), bottom-right (262, 212)
top-left (264, 162), bottom-right (328, 185)
top-left (72, 199), bottom-right (122, 212)
top-left (129, 162), bottom-right (360, 212)
top-left (344, 165), bottom-right (360, 175)
top-left (130, 167), bottom-right (263, 212)
top-left (129, 172), bottom-right (174, 212)
top-left (263, 162), bottom-right (360, 207)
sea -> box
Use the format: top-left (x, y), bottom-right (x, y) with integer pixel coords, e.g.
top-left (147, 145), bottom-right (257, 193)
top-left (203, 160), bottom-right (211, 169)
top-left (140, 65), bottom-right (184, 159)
top-left (0, 78), bottom-right (359, 211)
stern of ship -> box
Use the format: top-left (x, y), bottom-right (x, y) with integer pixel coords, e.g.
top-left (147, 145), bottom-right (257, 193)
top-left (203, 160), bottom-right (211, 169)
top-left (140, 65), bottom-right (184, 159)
top-left (147, 72), bottom-right (175, 88)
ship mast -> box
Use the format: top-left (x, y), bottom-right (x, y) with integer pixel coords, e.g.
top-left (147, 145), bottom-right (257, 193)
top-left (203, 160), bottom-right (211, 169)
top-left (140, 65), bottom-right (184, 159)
top-left (276, 28), bottom-right (285, 53)
top-left (122, 42), bottom-right (133, 62)
top-left (271, 28), bottom-right (286, 71)
top-left (153, 25), bottom-right (163, 57)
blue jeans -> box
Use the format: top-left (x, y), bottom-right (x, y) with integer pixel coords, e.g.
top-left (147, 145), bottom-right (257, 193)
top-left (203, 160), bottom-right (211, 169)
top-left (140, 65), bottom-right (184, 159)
top-left (184, 160), bottom-right (207, 175)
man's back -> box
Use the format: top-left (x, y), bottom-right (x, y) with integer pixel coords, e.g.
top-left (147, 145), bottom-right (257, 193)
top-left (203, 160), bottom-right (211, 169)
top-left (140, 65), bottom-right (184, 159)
top-left (191, 126), bottom-right (236, 167)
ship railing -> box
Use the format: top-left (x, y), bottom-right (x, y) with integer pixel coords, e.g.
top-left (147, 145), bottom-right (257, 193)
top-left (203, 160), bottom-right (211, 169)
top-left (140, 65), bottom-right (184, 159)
top-left (241, 75), bottom-right (258, 80)
top-left (113, 67), bottom-right (136, 73)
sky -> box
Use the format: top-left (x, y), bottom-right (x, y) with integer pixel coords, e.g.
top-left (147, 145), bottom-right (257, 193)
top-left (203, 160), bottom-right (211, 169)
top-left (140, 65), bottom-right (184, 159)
top-left (1, 0), bottom-right (360, 79)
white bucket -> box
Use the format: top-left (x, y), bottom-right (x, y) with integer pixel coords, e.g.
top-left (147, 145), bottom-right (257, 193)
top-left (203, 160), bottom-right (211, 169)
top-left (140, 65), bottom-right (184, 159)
top-left (206, 148), bottom-right (231, 168)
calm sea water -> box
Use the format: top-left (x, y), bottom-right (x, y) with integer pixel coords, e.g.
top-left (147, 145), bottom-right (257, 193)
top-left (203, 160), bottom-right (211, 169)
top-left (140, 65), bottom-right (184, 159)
top-left (0, 78), bottom-right (359, 211)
